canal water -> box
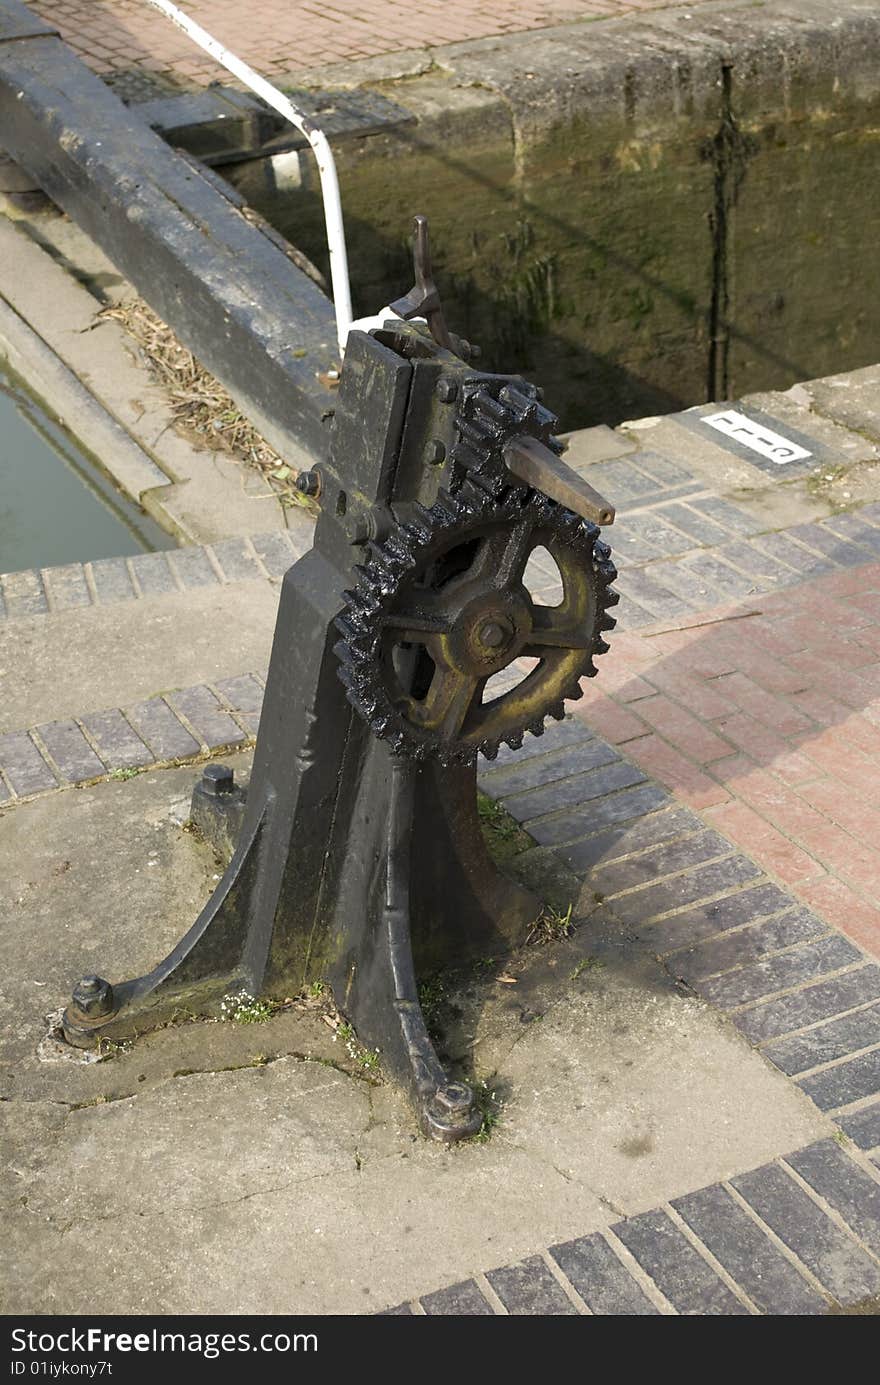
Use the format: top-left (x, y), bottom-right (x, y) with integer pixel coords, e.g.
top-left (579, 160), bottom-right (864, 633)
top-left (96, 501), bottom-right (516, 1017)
top-left (0, 362), bottom-right (172, 575)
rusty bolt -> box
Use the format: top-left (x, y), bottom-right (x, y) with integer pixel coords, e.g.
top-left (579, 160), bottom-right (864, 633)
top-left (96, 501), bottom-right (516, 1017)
top-left (295, 469), bottom-right (322, 498)
top-left (72, 975), bottom-right (114, 1019)
top-left (432, 1082), bottom-right (473, 1116)
top-left (436, 378), bottom-right (458, 404)
top-left (201, 764), bottom-right (235, 797)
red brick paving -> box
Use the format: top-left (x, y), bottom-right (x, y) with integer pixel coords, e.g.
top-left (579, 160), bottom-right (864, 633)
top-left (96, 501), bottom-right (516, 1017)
top-left (572, 560), bottom-right (880, 960)
top-left (28, 0), bottom-right (684, 84)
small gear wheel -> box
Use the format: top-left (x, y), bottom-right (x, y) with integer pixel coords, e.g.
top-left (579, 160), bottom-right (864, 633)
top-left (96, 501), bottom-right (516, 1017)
top-left (334, 485), bottom-right (618, 764)
top-left (452, 379), bottom-right (562, 496)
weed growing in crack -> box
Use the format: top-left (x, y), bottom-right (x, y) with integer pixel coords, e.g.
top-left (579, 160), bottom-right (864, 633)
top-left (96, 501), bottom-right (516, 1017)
top-left (418, 974), bottom-right (447, 1028)
top-left (470, 1077), bottom-right (504, 1144)
top-left (527, 902), bottom-right (574, 945)
top-left (477, 792), bottom-right (533, 862)
top-left (331, 1020), bottom-right (381, 1074)
top-left (220, 990), bottom-right (278, 1024)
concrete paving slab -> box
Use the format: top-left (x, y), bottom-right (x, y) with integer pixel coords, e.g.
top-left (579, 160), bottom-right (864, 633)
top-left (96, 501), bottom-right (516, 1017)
top-left (0, 581), bottom-right (279, 733)
top-left (801, 364), bottom-right (880, 445)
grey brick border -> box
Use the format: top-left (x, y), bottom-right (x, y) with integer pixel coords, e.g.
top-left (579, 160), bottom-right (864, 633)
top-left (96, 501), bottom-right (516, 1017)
top-left (0, 674), bottom-right (266, 798)
top-left (561, 441), bottom-right (880, 631)
top-left (0, 530), bottom-right (308, 621)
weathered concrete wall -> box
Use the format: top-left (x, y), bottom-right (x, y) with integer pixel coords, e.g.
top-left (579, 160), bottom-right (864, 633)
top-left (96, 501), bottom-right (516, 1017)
top-left (226, 0), bottom-right (880, 432)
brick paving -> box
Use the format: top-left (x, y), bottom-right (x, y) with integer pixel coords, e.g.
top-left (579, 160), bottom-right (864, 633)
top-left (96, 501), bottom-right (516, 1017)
top-left (27, 0), bottom-right (684, 86)
top-left (570, 557), bottom-right (880, 961)
top-left (382, 714), bottom-right (880, 1313)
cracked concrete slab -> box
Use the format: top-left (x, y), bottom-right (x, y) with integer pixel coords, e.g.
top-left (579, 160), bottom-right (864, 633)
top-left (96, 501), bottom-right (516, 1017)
top-left (0, 762), bottom-right (832, 1313)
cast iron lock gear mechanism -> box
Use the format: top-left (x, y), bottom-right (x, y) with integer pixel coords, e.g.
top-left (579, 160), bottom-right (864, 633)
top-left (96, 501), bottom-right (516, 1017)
top-left (61, 217), bottom-right (618, 1143)
top-left (335, 483), bottom-right (617, 764)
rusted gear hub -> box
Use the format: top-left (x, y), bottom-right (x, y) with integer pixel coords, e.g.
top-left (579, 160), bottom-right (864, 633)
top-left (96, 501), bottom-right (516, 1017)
top-left (334, 484), bottom-right (618, 763)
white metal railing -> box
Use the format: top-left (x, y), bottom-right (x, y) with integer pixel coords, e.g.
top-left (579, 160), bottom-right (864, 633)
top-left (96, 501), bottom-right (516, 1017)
top-left (143, 0), bottom-right (353, 355)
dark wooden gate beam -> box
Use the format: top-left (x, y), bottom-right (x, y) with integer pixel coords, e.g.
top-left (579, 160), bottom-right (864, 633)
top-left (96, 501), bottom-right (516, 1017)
top-left (0, 0), bottom-right (336, 465)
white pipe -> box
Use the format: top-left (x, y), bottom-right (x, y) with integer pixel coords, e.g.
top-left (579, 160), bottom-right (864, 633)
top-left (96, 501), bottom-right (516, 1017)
top-left (143, 0), bottom-right (353, 355)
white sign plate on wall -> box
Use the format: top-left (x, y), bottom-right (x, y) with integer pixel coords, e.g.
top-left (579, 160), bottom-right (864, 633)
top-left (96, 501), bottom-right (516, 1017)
top-left (702, 409), bottom-right (813, 465)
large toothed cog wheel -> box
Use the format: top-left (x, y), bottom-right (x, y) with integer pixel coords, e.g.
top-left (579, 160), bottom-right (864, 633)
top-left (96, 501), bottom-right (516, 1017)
top-left (333, 484), bottom-right (618, 764)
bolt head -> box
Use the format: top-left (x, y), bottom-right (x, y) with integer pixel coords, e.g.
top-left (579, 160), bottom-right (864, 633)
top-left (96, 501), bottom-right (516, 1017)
top-left (295, 469), bottom-right (322, 498)
top-left (433, 1082), bottom-right (473, 1116)
top-left (428, 438), bottom-right (447, 465)
top-left (436, 377), bottom-right (458, 404)
top-left (479, 621), bottom-right (506, 649)
top-left (72, 975), bottom-right (114, 1019)
top-left (201, 763), bottom-right (235, 797)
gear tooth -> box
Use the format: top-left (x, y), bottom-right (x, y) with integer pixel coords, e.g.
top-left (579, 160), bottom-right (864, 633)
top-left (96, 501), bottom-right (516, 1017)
top-left (599, 613), bottom-right (617, 631)
top-left (604, 587), bottom-right (620, 608)
top-left (465, 471), bottom-right (497, 496)
top-left (499, 382), bottom-right (532, 407)
top-left (333, 616), bottom-right (358, 645)
top-left (549, 701), bottom-right (566, 721)
top-left (480, 738), bottom-right (501, 762)
top-left (505, 730), bottom-right (524, 751)
top-left (458, 416), bottom-right (494, 447)
top-left (333, 635), bottom-right (370, 668)
top-left (352, 562), bottom-right (375, 586)
top-left (430, 494), bottom-right (458, 524)
top-left (594, 539), bottom-right (611, 560)
top-left (582, 659), bottom-right (598, 679)
top-left (399, 520), bottom-right (430, 547)
top-left (596, 560), bottom-right (617, 585)
top-left (366, 539), bottom-right (398, 569)
top-left (384, 530), bottom-right (413, 560)
top-left (527, 719), bottom-right (546, 737)
top-left (451, 441), bottom-right (482, 470)
top-left (472, 391), bottom-right (512, 426)
top-left (565, 682), bottom-right (584, 702)
top-left (593, 638), bottom-right (610, 655)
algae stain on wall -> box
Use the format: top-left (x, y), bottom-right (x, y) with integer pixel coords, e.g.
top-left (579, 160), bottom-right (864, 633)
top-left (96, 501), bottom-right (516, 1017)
top-left (226, 70), bottom-right (880, 430)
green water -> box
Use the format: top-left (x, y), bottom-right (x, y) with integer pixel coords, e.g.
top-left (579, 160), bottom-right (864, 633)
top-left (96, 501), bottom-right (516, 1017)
top-left (0, 363), bottom-right (172, 574)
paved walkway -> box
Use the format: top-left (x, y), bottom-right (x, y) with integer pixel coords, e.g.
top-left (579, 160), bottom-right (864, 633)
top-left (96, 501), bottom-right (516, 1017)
top-left (28, 0), bottom-right (683, 84)
top-left (577, 566), bottom-right (880, 961)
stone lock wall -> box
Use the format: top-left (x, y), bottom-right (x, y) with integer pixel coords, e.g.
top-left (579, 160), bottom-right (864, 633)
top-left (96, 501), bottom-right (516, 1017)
top-left (226, 1), bottom-right (880, 432)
